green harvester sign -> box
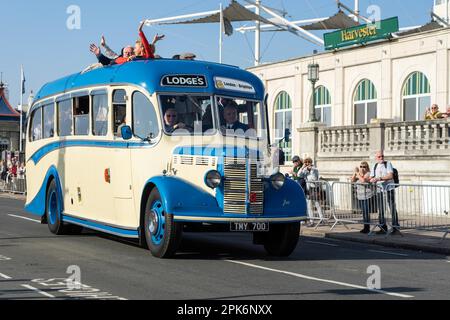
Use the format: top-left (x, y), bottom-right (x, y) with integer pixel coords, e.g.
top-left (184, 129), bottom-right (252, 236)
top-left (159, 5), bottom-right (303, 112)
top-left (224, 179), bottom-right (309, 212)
top-left (324, 17), bottom-right (399, 50)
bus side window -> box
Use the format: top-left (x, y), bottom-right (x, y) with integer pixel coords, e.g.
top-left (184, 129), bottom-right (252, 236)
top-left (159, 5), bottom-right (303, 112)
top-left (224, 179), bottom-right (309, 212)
top-left (58, 99), bottom-right (73, 137)
top-left (30, 107), bottom-right (43, 142)
top-left (43, 103), bottom-right (55, 139)
top-left (113, 89), bottom-right (127, 137)
top-left (73, 95), bottom-right (90, 136)
top-left (132, 91), bottom-right (159, 140)
top-left (92, 93), bottom-right (108, 136)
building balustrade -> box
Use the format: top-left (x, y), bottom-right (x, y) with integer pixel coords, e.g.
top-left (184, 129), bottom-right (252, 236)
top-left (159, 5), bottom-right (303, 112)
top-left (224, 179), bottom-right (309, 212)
top-left (296, 119), bottom-right (450, 183)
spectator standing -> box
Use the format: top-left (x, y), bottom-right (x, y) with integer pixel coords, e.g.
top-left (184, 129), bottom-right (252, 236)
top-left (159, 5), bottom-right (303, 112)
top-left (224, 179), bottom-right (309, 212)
top-left (290, 156), bottom-right (306, 192)
top-left (370, 151), bottom-right (400, 235)
top-left (10, 158), bottom-right (17, 178)
top-left (0, 160), bottom-right (7, 182)
top-left (18, 162), bottom-right (26, 179)
top-left (351, 161), bottom-right (374, 234)
top-left (298, 157), bottom-right (323, 226)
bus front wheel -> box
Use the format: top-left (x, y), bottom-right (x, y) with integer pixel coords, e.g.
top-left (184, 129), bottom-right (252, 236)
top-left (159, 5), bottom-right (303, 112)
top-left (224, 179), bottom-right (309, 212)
top-left (263, 223), bottom-right (300, 257)
top-left (144, 188), bottom-right (183, 258)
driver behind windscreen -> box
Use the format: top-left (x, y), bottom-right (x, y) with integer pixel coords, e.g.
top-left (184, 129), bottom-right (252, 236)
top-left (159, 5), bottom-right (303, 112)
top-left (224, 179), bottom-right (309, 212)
top-left (164, 108), bottom-right (187, 133)
top-left (222, 101), bottom-right (249, 132)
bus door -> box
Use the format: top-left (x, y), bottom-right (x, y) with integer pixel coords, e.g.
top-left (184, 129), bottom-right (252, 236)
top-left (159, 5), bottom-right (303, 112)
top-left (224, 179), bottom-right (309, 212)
top-left (110, 88), bottom-right (134, 226)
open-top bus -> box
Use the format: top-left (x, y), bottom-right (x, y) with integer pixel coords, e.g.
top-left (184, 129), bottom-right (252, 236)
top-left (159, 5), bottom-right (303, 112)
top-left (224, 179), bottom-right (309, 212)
top-left (25, 59), bottom-right (307, 258)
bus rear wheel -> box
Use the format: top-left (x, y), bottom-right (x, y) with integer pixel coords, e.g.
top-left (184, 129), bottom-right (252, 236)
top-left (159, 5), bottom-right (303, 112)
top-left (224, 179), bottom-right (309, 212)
top-left (144, 188), bottom-right (183, 258)
top-left (263, 223), bottom-right (300, 257)
top-left (46, 179), bottom-right (66, 235)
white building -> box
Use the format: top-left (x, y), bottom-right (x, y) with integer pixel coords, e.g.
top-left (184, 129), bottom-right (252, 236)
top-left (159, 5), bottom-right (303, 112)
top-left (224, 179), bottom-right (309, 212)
top-left (248, 23), bottom-right (450, 184)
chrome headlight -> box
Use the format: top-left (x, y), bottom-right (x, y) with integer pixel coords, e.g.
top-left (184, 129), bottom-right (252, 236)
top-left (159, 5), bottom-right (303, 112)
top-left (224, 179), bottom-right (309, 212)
top-left (270, 172), bottom-right (286, 190)
top-left (205, 170), bottom-right (222, 189)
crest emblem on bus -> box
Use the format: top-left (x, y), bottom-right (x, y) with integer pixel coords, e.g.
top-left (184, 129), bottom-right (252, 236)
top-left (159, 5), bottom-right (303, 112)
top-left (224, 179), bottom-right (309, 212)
top-left (216, 80), bottom-right (225, 89)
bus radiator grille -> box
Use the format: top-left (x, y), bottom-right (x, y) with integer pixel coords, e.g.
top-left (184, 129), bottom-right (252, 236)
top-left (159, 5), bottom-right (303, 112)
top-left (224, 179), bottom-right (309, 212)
top-left (223, 159), bottom-right (264, 215)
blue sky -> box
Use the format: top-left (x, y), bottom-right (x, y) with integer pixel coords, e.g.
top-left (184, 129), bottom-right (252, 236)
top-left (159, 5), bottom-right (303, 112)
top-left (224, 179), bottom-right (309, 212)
top-left (0, 0), bottom-right (434, 106)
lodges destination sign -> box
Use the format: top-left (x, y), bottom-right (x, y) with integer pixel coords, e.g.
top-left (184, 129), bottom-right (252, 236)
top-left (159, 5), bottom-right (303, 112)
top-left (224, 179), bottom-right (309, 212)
top-left (324, 17), bottom-right (399, 50)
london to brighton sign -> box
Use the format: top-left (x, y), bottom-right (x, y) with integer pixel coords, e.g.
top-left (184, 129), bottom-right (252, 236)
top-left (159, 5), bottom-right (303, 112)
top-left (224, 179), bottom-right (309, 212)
top-left (324, 17), bottom-right (399, 51)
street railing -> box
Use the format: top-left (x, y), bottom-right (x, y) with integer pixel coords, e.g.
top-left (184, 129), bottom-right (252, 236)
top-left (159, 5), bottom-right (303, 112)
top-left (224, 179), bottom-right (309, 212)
top-left (386, 183), bottom-right (450, 239)
top-left (304, 180), bottom-right (334, 229)
top-left (0, 176), bottom-right (27, 195)
top-left (330, 181), bottom-right (384, 232)
top-left (308, 181), bottom-right (450, 240)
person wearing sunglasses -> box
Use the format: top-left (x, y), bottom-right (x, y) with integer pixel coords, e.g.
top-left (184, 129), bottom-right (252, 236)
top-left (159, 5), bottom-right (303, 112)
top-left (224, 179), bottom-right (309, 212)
top-left (290, 156), bottom-right (303, 181)
top-left (425, 104), bottom-right (446, 120)
top-left (290, 156), bottom-right (307, 191)
top-left (164, 108), bottom-right (187, 133)
top-left (370, 151), bottom-right (400, 235)
top-left (351, 161), bottom-right (374, 234)
top-left (298, 157), bottom-right (323, 227)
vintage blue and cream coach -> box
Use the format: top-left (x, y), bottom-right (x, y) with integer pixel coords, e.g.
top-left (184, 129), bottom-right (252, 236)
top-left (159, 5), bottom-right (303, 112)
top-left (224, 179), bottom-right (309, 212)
top-left (25, 59), bottom-right (307, 258)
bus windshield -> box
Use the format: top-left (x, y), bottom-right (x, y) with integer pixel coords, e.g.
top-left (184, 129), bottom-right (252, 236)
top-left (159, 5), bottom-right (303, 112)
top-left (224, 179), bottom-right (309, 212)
top-left (217, 96), bottom-right (265, 138)
top-left (159, 94), bottom-right (266, 138)
top-left (160, 94), bottom-right (214, 135)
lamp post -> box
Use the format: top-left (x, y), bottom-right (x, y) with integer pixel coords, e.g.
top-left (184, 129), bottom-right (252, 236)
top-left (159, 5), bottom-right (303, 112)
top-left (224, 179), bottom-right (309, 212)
top-left (308, 62), bottom-right (320, 122)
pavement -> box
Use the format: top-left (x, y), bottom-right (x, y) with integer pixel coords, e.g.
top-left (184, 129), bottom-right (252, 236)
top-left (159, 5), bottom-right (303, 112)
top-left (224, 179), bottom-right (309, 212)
top-left (301, 222), bottom-right (450, 255)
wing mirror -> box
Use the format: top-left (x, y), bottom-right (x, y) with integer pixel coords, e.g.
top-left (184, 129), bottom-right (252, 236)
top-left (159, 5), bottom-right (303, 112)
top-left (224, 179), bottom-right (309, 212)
top-left (121, 125), bottom-right (133, 141)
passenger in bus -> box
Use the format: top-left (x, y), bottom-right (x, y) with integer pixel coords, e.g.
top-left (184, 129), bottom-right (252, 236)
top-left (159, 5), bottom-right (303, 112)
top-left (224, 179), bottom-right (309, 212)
top-left (130, 22), bottom-right (165, 61)
top-left (164, 108), bottom-right (188, 133)
top-left (180, 53), bottom-right (196, 60)
top-left (100, 35), bottom-right (126, 60)
top-left (89, 43), bottom-right (134, 66)
top-left (87, 23), bottom-right (163, 70)
top-left (221, 101), bottom-right (249, 132)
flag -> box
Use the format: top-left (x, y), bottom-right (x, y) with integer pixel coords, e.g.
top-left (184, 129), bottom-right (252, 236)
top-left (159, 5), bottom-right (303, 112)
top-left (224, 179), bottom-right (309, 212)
top-left (223, 17), bottom-right (234, 36)
top-left (21, 66), bottom-right (26, 95)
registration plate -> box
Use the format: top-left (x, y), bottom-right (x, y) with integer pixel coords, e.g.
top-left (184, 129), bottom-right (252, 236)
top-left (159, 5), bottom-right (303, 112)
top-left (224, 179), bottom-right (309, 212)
top-left (230, 222), bottom-right (270, 232)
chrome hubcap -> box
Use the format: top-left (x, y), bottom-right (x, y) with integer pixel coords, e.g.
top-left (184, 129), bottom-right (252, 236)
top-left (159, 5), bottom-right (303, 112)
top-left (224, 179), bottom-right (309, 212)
top-left (149, 209), bottom-right (159, 235)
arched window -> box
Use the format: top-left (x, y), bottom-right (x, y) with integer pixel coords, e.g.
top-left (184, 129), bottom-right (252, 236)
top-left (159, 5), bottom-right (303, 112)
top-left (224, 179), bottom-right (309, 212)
top-left (274, 91), bottom-right (292, 162)
top-left (354, 79), bottom-right (377, 125)
top-left (402, 72), bottom-right (431, 121)
top-left (314, 86), bottom-right (332, 126)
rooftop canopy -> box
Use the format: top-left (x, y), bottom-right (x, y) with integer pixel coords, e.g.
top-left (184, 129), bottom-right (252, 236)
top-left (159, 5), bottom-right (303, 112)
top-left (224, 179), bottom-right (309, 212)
top-left (160, 0), bottom-right (275, 36)
top-left (301, 10), bottom-right (360, 30)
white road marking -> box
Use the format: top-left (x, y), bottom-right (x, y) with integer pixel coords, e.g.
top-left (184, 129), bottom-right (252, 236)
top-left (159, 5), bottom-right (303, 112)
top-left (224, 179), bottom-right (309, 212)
top-left (369, 250), bottom-right (409, 257)
top-left (305, 240), bottom-right (339, 247)
top-left (31, 278), bottom-right (127, 300)
top-left (21, 284), bottom-right (55, 298)
top-left (0, 255), bottom-right (12, 261)
top-left (0, 273), bottom-right (12, 280)
top-left (8, 214), bottom-right (41, 224)
top-left (225, 260), bottom-right (414, 299)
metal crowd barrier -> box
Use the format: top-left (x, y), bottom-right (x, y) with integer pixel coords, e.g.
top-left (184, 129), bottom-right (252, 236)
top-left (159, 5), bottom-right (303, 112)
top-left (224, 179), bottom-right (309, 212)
top-left (320, 181), bottom-right (450, 240)
top-left (304, 180), bottom-right (334, 229)
top-left (330, 181), bottom-right (384, 233)
top-left (0, 176), bottom-right (27, 195)
top-left (386, 183), bottom-right (450, 240)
